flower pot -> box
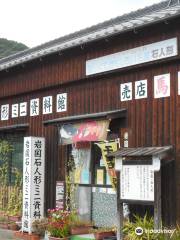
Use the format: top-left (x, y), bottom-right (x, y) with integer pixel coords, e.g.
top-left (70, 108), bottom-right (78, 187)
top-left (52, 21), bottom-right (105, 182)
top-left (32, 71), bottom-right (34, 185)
top-left (8, 223), bottom-right (19, 231)
top-left (49, 237), bottom-right (69, 240)
top-left (8, 215), bottom-right (21, 222)
top-left (13, 231), bottom-right (40, 240)
top-left (94, 231), bottom-right (115, 240)
top-left (0, 222), bottom-right (9, 229)
top-left (70, 226), bottom-right (93, 235)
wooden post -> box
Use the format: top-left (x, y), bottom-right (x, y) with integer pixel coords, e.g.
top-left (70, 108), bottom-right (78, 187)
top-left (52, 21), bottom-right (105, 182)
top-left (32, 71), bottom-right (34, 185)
top-left (154, 169), bottom-right (162, 230)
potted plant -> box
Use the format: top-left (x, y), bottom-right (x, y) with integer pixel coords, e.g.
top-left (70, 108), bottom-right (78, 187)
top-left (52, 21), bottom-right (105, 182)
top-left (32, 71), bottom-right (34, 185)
top-left (32, 218), bottom-right (48, 238)
top-left (8, 221), bottom-right (20, 231)
top-left (0, 215), bottom-right (10, 229)
top-left (47, 208), bottom-right (71, 240)
top-left (14, 231), bottom-right (41, 240)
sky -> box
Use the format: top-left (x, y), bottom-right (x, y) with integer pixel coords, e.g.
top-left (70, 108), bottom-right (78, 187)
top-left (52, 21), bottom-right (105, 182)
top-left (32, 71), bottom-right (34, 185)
top-left (0, 0), bottom-right (163, 48)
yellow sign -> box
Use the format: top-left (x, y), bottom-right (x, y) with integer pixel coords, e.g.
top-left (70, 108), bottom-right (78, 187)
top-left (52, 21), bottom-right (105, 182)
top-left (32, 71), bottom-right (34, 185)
top-left (96, 141), bottom-right (118, 190)
top-left (74, 168), bottom-right (81, 183)
top-left (96, 169), bottom-right (104, 185)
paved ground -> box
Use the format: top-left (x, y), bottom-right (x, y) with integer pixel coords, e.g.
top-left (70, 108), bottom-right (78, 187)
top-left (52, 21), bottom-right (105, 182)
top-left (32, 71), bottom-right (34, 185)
top-left (0, 229), bottom-right (46, 239)
top-left (0, 229), bottom-right (18, 240)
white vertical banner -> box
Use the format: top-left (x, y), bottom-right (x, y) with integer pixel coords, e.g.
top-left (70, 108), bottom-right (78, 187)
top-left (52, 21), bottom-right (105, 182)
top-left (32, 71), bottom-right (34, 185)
top-left (135, 80), bottom-right (148, 99)
top-left (56, 93), bottom-right (67, 112)
top-left (22, 137), bottom-right (45, 233)
top-left (120, 82), bottom-right (132, 101)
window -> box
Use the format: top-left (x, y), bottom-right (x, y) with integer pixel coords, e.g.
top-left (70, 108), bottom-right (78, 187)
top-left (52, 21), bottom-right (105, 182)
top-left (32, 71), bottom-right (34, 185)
top-left (0, 133), bottom-right (24, 185)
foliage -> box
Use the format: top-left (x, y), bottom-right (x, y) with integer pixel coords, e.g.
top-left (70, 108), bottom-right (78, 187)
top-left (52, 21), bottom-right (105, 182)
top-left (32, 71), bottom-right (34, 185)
top-left (123, 214), bottom-right (180, 240)
top-left (66, 150), bottom-right (80, 211)
top-left (123, 214), bottom-right (155, 240)
top-left (32, 218), bottom-right (48, 236)
top-left (69, 210), bottom-right (93, 227)
top-left (0, 140), bottom-right (23, 216)
top-left (0, 140), bottom-right (14, 211)
top-left (0, 38), bottom-right (28, 59)
top-left (7, 169), bottom-right (23, 216)
top-left (0, 140), bottom-right (14, 186)
top-left (171, 225), bottom-right (180, 240)
top-left (47, 208), bottom-right (71, 238)
top-left (0, 216), bottom-right (8, 223)
top-left (65, 173), bottom-right (78, 211)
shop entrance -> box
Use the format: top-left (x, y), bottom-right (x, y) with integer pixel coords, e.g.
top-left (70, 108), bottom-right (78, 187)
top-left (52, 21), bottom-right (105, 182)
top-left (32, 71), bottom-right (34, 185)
top-left (66, 142), bottom-right (118, 227)
top-left (57, 109), bottom-right (127, 227)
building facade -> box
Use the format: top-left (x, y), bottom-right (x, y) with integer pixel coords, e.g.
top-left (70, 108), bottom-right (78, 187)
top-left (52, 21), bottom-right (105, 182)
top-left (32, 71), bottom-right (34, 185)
top-left (0, 0), bottom-right (179, 227)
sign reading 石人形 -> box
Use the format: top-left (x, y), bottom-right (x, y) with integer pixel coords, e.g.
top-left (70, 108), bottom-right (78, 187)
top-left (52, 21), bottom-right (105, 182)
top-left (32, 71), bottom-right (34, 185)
top-left (120, 165), bottom-right (154, 201)
top-left (86, 38), bottom-right (177, 75)
top-left (22, 137), bottom-right (45, 233)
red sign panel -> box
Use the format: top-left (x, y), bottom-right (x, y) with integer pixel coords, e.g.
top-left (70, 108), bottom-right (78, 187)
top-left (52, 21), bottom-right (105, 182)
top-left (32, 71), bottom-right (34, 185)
top-left (59, 120), bottom-right (109, 145)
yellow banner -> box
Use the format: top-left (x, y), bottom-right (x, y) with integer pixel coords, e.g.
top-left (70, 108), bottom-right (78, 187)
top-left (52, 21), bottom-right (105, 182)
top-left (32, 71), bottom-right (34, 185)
top-left (96, 141), bottom-right (118, 190)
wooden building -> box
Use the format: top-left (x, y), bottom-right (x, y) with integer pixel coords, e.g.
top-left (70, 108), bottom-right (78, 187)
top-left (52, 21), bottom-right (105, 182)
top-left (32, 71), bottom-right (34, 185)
top-left (0, 0), bottom-right (179, 227)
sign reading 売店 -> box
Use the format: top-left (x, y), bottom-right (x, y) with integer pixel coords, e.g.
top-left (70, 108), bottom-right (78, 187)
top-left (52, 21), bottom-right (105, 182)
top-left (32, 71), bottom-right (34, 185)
top-left (22, 137), bottom-right (45, 233)
top-left (86, 38), bottom-right (177, 75)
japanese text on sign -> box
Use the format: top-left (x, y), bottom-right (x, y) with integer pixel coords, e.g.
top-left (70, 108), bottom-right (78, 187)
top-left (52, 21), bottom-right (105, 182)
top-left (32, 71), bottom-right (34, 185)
top-left (120, 165), bottom-right (154, 201)
top-left (86, 38), bottom-right (177, 75)
top-left (96, 140), bottom-right (118, 190)
top-left (154, 74), bottom-right (170, 98)
top-left (22, 137), bottom-right (45, 234)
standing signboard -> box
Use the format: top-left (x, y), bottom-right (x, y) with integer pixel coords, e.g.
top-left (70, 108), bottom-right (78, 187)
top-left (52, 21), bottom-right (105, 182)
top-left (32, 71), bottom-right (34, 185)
top-left (56, 181), bottom-right (65, 209)
top-left (22, 137), bottom-right (45, 233)
top-left (121, 165), bottom-right (154, 201)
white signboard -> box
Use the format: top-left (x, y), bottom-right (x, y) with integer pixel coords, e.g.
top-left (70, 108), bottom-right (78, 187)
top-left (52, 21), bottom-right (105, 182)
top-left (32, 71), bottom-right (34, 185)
top-left (22, 137), bottom-right (45, 233)
top-left (1, 104), bottom-right (9, 120)
top-left (30, 98), bottom-right (39, 116)
top-left (121, 165), bottom-right (154, 201)
top-left (56, 181), bottom-right (65, 210)
top-left (86, 38), bottom-right (177, 75)
top-left (154, 73), bottom-right (170, 98)
top-left (43, 96), bottom-right (53, 114)
top-left (20, 102), bottom-right (27, 117)
top-left (12, 104), bottom-right (19, 118)
top-left (135, 80), bottom-right (148, 99)
top-left (56, 93), bottom-right (67, 112)
top-left (120, 82), bottom-right (132, 101)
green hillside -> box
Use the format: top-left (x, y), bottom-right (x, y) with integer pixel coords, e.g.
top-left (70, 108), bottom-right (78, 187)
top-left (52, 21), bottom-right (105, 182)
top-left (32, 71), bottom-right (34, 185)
top-left (0, 38), bottom-right (28, 59)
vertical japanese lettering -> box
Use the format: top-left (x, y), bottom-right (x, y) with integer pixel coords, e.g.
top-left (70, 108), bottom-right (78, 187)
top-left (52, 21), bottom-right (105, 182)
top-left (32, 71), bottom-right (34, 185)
top-left (30, 99), bottom-right (39, 116)
top-left (22, 137), bottom-right (45, 233)
top-left (56, 93), bottom-right (67, 112)
top-left (154, 73), bottom-right (170, 98)
top-left (43, 96), bottom-right (52, 114)
top-left (12, 104), bottom-right (19, 118)
top-left (135, 80), bottom-right (147, 99)
top-left (120, 82), bottom-right (132, 101)
top-left (1, 104), bottom-right (9, 120)
top-left (20, 102), bottom-right (27, 117)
